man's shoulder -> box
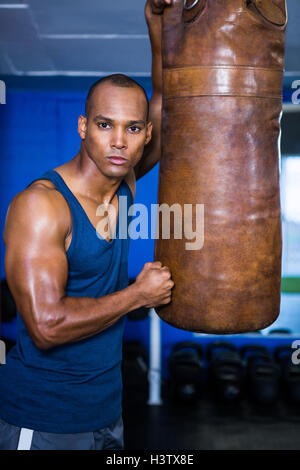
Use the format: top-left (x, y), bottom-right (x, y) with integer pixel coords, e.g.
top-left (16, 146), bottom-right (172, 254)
top-left (4, 180), bottom-right (71, 241)
top-left (13, 179), bottom-right (69, 214)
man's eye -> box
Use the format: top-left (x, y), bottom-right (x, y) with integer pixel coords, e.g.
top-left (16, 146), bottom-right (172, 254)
top-left (129, 126), bottom-right (140, 133)
top-left (98, 122), bottom-right (110, 129)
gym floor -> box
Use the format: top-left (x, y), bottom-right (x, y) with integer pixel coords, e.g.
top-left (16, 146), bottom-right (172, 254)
top-left (123, 383), bottom-right (300, 450)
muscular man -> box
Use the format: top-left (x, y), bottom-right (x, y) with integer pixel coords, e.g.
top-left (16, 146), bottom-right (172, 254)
top-left (0, 0), bottom-right (173, 450)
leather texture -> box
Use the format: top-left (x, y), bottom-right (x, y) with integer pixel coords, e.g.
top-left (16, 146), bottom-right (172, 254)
top-left (154, 0), bottom-right (287, 333)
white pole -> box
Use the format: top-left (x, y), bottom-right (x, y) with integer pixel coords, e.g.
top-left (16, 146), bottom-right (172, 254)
top-left (147, 308), bottom-right (163, 405)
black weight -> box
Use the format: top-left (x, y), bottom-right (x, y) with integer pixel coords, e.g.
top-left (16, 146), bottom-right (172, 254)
top-left (168, 341), bottom-right (204, 403)
top-left (241, 344), bottom-right (280, 405)
top-left (274, 345), bottom-right (300, 405)
top-left (207, 341), bottom-right (245, 403)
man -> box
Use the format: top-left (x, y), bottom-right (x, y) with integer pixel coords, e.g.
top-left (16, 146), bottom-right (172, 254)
top-left (0, 0), bottom-right (174, 450)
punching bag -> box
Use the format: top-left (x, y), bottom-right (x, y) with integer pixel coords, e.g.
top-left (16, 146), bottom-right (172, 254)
top-left (154, 0), bottom-right (287, 333)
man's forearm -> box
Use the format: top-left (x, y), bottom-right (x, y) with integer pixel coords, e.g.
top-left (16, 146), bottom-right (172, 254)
top-left (135, 2), bottom-right (164, 180)
top-left (34, 283), bottom-right (144, 350)
top-left (146, 2), bottom-right (163, 95)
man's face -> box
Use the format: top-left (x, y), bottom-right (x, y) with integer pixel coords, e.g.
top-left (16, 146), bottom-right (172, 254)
top-left (78, 83), bottom-right (152, 179)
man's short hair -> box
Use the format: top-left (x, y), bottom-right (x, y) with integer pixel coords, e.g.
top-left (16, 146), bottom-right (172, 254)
top-left (85, 74), bottom-right (149, 120)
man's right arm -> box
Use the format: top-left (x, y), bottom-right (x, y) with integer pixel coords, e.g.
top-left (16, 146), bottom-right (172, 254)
top-left (134, 0), bottom-right (172, 180)
top-left (3, 187), bottom-right (174, 350)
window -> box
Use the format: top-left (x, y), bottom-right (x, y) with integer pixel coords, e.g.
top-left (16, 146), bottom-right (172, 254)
top-left (281, 156), bottom-right (300, 277)
top-left (262, 156), bottom-right (300, 334)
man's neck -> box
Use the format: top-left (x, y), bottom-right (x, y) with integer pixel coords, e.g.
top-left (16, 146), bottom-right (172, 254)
top-left (55, 151), bottom-right (123, 206)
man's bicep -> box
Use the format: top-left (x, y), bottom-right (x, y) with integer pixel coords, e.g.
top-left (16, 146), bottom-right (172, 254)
top-left (4, 190), bottom-right (69, 343)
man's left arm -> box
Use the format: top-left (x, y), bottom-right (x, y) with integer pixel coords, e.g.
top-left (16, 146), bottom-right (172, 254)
top-left (134, 0), bottom-right (171, 181)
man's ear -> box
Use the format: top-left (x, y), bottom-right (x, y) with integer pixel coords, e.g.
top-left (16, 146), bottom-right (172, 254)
top-left (145, 121), bottom-right (153, 145)
top-left (78, 115), bottom-right (87, 139)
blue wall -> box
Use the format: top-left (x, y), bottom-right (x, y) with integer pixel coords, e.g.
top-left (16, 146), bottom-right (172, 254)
top-left (0, 77), bottom-right (158, 280)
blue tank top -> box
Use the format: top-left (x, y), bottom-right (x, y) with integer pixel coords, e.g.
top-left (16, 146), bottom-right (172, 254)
top-left (0, 170), bottom-right (133, 433)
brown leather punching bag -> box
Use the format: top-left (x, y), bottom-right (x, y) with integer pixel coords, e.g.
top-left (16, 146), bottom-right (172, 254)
top-left (154, 0), bottom-right (287, 333)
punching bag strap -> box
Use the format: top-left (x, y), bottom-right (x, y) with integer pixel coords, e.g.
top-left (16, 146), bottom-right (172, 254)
top-left (246, 0), bottom-right (286, 26)
top-left (163, 65), bottom-right (283, 99)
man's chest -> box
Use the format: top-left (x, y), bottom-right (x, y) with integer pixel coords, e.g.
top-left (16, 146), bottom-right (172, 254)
top-left (65, 192), bottom-right (119, 250)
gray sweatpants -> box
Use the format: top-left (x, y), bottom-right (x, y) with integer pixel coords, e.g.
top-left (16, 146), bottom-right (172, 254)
top-left (0, 415), bottom-right (124, 450)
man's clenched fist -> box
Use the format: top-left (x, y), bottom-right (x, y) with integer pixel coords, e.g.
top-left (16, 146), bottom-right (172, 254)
top-left (135, 261), bottom-right (175, 308)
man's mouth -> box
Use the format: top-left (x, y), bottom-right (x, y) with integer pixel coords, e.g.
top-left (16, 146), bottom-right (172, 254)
top-left (106, 156), bottom-right (128, 166)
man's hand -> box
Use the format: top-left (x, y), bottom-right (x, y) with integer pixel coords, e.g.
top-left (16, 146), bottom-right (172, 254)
top-left (146, 0), bottom-right (172, 15)
top-left (135, 261), bottom-right (174, 308)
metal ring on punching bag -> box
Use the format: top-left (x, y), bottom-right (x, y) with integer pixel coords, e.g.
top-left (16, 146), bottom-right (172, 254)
top-left (184, 0), bottom-right (199, 10)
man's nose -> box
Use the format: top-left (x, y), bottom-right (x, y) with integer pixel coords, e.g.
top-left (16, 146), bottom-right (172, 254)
top-left (111, 128), bottom-right (127, 150)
